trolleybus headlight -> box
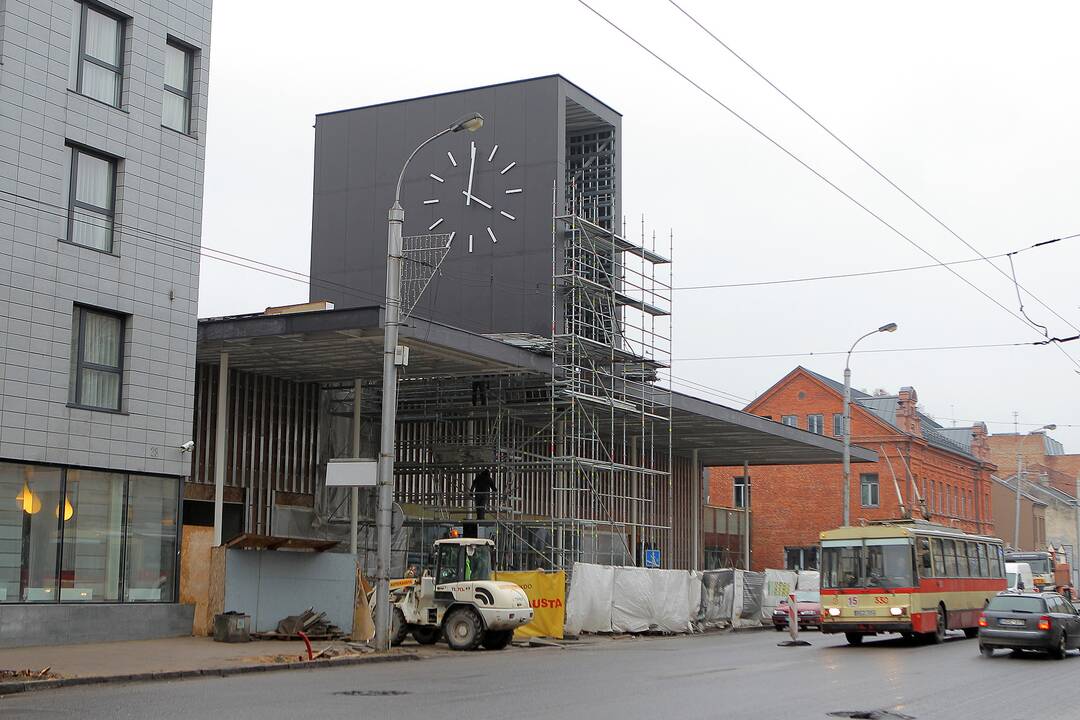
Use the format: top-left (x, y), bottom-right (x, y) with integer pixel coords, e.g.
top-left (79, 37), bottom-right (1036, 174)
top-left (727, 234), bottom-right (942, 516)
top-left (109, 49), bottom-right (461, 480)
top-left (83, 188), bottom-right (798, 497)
top-left (828, 607), bottom-right (841, 617)
top-left (889, 607), bottom-right (903, 616)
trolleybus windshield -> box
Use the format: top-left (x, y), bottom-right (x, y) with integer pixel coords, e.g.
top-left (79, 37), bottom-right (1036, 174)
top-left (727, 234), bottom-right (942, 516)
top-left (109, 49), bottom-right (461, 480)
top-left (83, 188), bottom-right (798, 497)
top-left (822, 538), bottom-right (914, 589)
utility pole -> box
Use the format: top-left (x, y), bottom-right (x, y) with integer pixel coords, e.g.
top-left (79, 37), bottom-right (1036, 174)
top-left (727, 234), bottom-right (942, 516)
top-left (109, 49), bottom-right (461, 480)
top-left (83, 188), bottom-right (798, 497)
top-left (1013, 412), bottom-right (1023, 550)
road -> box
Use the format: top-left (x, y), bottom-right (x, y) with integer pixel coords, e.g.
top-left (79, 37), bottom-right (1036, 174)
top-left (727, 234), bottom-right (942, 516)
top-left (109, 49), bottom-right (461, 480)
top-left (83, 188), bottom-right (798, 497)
top-left (3, 629), bottom-right (1079, 719)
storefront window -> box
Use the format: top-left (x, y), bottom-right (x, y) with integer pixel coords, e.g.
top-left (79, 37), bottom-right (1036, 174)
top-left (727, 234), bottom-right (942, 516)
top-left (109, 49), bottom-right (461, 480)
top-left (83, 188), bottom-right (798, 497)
top-left (124, 475), bottom-right (178, 602)
top-left (0, 463), bottom-right (180, 604)
top-left (60, 470), bottom-right (125, 601)
top-left (0, 463), bottom-right (63, 602)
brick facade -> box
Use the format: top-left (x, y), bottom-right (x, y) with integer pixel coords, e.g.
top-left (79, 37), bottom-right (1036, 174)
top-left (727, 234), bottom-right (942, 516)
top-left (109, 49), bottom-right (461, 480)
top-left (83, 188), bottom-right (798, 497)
top-left (708, 367), bottom-right (996, 571)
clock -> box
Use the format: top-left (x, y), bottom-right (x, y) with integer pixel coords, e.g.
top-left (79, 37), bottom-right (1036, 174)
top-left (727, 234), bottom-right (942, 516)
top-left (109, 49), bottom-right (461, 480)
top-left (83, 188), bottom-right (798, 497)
top-left (419, 140), bottom-right (522, 253)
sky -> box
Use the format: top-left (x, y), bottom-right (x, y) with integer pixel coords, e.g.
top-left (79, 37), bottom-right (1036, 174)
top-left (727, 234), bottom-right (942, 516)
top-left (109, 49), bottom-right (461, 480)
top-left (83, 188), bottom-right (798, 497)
top-left (198, 0), bottom-right (1080, 450)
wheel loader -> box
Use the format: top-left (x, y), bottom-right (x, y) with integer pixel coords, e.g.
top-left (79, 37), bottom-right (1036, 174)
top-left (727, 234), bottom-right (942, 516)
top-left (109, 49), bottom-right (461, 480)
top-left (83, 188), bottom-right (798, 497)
top-left (379, 537), bottom-right (533, 650)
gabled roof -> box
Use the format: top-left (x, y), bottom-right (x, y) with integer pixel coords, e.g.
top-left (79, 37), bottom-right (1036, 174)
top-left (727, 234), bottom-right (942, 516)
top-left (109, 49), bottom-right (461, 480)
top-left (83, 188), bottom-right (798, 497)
top-left (798, 367), bottom-right (978, 462)
top-left (992, 475), bottom-right (1049, 506)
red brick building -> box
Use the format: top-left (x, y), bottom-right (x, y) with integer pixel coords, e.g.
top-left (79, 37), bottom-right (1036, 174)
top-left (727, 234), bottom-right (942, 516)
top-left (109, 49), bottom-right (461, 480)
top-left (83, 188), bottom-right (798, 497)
top-left (987, 431), bottom-right (1080, 498)
top-left (708, 367), bottom-right (997, 571)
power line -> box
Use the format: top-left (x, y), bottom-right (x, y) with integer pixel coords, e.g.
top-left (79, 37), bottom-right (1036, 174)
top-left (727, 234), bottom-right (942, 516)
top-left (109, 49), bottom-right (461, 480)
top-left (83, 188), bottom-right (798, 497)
top-left (576, 0), bottom-right (1080, 373)
top-left (675, 341), bottom-right (1041, 362)
top-left (674, 232), bottom-right (1079, 290)
top-left (667, 0), bottom-right (1080, 338)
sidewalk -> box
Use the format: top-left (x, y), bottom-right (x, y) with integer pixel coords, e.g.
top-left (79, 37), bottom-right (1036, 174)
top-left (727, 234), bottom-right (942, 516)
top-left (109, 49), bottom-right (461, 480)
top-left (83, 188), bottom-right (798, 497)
top-left (0, 636), bottom-right (420, 695)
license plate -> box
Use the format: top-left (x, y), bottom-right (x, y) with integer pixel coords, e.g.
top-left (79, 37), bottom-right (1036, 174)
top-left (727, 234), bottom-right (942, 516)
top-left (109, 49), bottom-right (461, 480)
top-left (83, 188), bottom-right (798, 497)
top-left (853, 609), bottom-right (876, 617)
top-left (999, 618), bottom-right (1025, 626)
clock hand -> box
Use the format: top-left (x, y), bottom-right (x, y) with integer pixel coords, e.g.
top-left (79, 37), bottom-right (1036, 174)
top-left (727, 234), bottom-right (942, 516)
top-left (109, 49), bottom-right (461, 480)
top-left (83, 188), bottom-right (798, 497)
top-left (461, 190), bottom-right (492, 209)
top-left (465, 141), bottom-right (476, 206)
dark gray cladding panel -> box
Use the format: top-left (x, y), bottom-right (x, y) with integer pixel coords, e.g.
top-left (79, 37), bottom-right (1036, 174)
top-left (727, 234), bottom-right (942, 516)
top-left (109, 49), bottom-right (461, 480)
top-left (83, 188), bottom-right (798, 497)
top-left (309, 75), bottom-right (620, 336)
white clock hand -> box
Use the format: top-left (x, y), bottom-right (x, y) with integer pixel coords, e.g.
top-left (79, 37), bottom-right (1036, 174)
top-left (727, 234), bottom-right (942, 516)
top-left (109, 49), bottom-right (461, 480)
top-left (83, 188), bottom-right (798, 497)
top-left (461, 190), bottom-right (492, 209)
top-left (465, 141), bottom-right (476, 206)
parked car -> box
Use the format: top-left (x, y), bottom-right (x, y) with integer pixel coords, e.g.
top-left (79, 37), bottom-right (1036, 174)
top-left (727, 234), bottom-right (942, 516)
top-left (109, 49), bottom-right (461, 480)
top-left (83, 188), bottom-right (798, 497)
top-left (772, 590), bottom-right (821, 631)
top-left (978, 591), bottom-right (1080, 659)
top-left (1005, 562), bottom-right (1035, 593)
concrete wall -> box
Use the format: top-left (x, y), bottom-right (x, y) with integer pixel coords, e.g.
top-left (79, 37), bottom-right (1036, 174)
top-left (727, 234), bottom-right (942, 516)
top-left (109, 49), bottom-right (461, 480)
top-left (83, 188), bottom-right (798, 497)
top-left (223, 550), bottom-right (354, 634)
top-left (0, 602), bottom-right (193, 648)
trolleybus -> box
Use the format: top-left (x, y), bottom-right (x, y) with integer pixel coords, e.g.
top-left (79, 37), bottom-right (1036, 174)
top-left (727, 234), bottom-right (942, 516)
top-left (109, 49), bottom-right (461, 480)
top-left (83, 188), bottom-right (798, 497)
top-left (820, 520), bottom-right (1007, 645)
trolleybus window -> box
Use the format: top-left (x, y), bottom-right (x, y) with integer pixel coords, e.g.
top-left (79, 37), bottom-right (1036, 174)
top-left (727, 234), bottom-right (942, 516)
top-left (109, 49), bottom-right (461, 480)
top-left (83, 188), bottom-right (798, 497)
top-left (822, 539), bottom-right (913, 589)
top-left (821, 542), bottom-right (862, 588)
top-left (930, 538), bottom-right (944, 577)
top-left (966, 542), bottom-right (980, 577)
top-left (942, 539), bottom-right (958, 576)
top-left (977, 544), bottom-right (989, 576)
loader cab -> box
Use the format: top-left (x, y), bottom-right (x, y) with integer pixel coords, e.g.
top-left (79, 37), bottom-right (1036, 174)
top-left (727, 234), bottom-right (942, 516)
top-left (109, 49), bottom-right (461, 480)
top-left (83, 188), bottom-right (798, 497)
top-left (434, 539), bottom-right (494, 585)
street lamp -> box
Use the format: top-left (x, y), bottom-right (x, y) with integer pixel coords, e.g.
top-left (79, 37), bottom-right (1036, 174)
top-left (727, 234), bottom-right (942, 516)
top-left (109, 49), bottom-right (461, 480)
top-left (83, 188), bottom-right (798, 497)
top-left (842, 322), bottom-right (898, 526)
top-left (1013, 421), bottom-right (1056, 550)
top-left (374, 112), bottom-right (484, 652)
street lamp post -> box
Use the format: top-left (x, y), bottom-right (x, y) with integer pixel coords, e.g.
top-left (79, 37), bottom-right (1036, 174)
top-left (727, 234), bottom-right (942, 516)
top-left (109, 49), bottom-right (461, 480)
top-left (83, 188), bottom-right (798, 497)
top-left (842, 322), bottom-right (898, 526)
top-left (1012, 419), bottom-right (1056, 550)
top-left (374, 112), bottom-right (484, 652)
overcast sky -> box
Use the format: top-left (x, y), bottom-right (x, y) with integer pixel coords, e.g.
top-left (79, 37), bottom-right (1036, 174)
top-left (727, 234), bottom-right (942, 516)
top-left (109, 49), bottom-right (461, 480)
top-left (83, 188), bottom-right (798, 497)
top-left (198, 0), bottom-right (1080, 451)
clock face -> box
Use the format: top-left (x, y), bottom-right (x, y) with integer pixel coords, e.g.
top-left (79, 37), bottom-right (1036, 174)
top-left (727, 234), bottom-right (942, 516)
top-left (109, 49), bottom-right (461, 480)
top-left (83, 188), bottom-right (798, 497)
top-left (419, 140), bottom-right (522, 253)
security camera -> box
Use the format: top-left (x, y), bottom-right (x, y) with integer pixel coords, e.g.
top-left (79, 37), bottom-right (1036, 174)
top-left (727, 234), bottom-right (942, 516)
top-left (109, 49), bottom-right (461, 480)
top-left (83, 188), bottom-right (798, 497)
top-left (179, 440), bottom-right (195, 453)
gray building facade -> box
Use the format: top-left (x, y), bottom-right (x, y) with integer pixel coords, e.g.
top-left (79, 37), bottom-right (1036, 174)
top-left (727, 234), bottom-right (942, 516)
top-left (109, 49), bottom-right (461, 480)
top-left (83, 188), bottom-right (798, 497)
top-left (0, 0), bottom-right (211, 645)
top-left (309, 75), bottom-right (621, 337)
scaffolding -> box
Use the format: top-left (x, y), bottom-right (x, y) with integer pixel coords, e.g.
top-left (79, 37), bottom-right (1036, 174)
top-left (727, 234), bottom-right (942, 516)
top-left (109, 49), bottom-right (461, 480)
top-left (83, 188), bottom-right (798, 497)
top-left (547, 172), bottom-right (673, 569)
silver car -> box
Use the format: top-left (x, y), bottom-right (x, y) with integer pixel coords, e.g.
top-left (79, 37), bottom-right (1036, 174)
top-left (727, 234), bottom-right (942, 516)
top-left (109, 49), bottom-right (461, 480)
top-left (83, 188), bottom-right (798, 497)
top-left (978, 592), bottom-right (1080, 659)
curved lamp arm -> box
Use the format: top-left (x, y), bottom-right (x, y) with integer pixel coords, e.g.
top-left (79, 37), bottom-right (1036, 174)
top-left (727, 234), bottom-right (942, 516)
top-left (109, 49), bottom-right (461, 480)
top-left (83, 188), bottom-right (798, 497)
top-left (393, 112), bottom-right (484, 206)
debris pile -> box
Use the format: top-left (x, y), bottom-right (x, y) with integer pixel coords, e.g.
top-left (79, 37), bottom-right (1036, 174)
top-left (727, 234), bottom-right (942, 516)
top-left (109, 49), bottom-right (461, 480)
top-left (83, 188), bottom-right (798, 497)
top-left (252, 606), bottom-right (345, 640)
top-left (0, 667), bottom-right (57, 681)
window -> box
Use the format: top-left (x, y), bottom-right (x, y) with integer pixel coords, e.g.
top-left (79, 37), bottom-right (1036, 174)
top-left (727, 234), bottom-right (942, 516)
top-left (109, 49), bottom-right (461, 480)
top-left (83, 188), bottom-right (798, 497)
top-left (124, 475), bottom-right (179, 601)
top-left (70, 306), bottom-right (124, 411)
top-left (977, 543), bottom-right (989, 577)
top-left (163, 39), bottom-right (193, 133)
top-left (60, 470), bottom-right (125, 601)
top-left (733, 474), bottom-right (748, 509)
top-left (70, 2), bottom-right (124, 107)
top-left (0, 464), bottom-right (63, 602)
top-left (781, 415), bottom-right (797, 427)
top-left (68, 146), bottom-right (116, 252)
top-left (807, 414), bottom-right (824, 434)
top-left (833, 413), bottom-right (844, 436)
top-left (436, 543), bottom-right (462, 585)
top-left (860, 473), bottom-right (879, 507)
top-left (785, 546), bottom-right (819, 570)
top-left (942, 539), bottom-right (958, 577)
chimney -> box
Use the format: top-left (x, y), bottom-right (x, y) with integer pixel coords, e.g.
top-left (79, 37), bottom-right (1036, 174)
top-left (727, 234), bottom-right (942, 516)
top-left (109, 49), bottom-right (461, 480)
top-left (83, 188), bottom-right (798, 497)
top-left (970, 422), bottom-right (990, 462)
top-left (896, 387), bottom-right (921, 436)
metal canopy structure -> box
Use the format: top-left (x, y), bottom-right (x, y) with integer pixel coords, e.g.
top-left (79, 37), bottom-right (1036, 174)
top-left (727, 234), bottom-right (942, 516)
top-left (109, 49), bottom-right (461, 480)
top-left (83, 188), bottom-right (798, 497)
top-left (196, 306), bottom-right (875, 467)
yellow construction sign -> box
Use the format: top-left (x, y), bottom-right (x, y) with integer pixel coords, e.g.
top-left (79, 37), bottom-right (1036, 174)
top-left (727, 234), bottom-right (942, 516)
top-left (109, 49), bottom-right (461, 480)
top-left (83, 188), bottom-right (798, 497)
top-left (494, 570), bottom-right (565, 639)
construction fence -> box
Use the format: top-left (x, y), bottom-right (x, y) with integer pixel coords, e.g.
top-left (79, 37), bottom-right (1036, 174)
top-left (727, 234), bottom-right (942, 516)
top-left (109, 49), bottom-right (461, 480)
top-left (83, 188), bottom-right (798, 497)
top-left (564, 563), bottom-right (820, 635)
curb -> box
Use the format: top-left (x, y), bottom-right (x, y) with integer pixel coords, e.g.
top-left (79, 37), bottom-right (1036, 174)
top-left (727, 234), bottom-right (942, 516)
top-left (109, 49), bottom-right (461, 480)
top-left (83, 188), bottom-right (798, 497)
top-left (0, 652), bottom-right (421, 697)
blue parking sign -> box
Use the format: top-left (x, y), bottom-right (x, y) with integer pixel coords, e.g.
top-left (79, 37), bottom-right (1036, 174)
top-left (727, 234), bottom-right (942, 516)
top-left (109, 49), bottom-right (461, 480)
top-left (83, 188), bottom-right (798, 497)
top-left (644, 549), bottom-right (661, 568)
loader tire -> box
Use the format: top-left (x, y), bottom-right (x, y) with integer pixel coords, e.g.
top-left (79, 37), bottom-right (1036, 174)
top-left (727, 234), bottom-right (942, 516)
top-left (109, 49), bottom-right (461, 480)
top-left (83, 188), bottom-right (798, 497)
top-left (412, 626), bottom-right (442, 645)
top-left (481, 630), bottom-right (514, 650)
top-left (444, 607), bottom-right (484, 651)
top-left (390, 607), bottom-right (409, 647)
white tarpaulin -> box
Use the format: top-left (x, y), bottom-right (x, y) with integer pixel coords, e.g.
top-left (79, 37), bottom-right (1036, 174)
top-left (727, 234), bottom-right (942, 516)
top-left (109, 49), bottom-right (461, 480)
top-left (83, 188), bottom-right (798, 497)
top-left (731, 570), bottom-right (766, 628)
top-left (761, 568), bottom-right (799, 622)
top-left (565, 562), bottom-right (614, 635)
top-left (611, 567), bottom-right (693, 633)
top-left (796, 570), bottom-right (820, 591)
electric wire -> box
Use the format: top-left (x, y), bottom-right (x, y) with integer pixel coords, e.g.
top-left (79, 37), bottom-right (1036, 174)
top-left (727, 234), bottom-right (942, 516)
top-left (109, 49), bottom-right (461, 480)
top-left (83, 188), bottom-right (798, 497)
top-left (576, 0), bottom-right (1080, 372)
top-left (667, 0), bottom-right (1080, 338)
top-left (674, 340), bottom-right (1052, 362)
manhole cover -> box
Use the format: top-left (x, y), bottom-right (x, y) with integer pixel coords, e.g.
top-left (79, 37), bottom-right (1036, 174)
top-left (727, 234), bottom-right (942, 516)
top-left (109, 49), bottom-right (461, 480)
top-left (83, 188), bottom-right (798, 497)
top-left (334, 690), bottom-right (411, 697)
top-left (828, 711), bottom-right (913, 720)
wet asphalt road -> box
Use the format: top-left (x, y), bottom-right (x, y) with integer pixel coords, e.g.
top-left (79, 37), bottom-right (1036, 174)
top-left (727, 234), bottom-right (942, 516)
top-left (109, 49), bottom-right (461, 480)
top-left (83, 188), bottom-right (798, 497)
top-left (2, 628), bottom-right (1078, 720)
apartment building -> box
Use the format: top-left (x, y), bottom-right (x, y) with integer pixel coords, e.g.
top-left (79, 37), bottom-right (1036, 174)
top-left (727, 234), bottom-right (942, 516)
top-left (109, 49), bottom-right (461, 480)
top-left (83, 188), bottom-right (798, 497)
top-left (0, 0), bottom-right (211, 646)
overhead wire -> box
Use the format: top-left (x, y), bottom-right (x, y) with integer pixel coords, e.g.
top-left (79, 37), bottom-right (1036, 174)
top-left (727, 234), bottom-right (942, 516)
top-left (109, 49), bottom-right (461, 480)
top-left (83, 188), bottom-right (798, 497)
top-left (675, 340), bottom-right (1047, 362)
top-left (575, 0), bottom-right (1080, 372)
top-left (666, 0), bottom-right (1080, 339)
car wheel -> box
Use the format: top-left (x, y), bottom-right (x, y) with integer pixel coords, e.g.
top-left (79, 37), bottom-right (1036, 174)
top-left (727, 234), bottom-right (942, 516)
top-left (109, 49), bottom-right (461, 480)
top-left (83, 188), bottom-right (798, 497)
top-left (1051, 631), bottom-right (1067, 660)
top-left (443, 607), bottom-right (484, 651)
top-left (845, 632), bottom-right (863, 646)
top-left (979, 643), bottom-right (994, 658)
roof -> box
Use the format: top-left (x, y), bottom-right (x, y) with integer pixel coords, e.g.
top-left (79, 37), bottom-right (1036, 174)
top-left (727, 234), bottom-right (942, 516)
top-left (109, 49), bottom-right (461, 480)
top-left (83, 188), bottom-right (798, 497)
top-left (1001, 472), bottom-right (1077, 505)
top-left (315, 74), bottom-right (621, 119)
top-left (991, 475), bottom-right (1048, 506)
top-left (800, 367), bottom-right (978, 461)
top-left (821, 520), bottom-right (1000, 543)
top-left (197, 307), bottom-right (876, 467)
